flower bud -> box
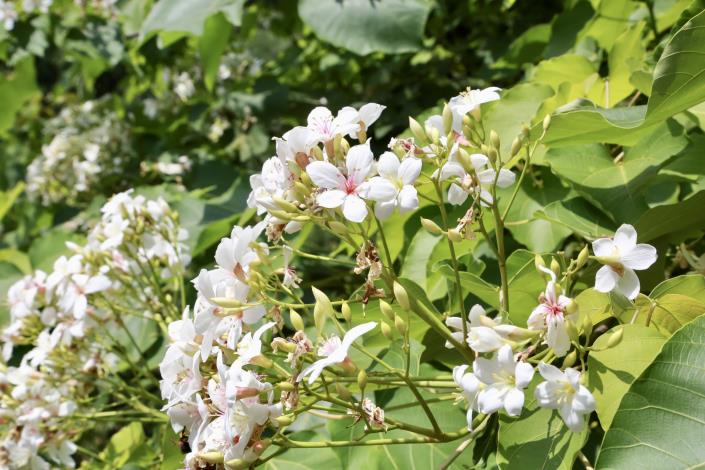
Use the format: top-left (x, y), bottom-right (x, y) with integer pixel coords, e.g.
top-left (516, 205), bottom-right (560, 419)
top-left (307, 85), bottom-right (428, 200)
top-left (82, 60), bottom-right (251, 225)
top-left (565, 299), bottom-right (578, 315)
top-left (490, 130), bottom-right (500, 150)
top-left (381, 321), bottom-right (394, 340)
top-left (338, 303), bottom-right (350, 324)
top-left (313, 304), bottom-right (327, 334)
top-left (312, 287), bottom-right (333, 316)
top-left (420, 217), bottom-right (442, 235)
top-left (328, 220), bottom-right (348, 235)
top-left (409, 117), bottom-right (427, 145)
top-left (606, 327), bottom-right (624, 348)
top-left (510, 136), bottom-right (522, 157)
top-left (394, 314), bottom-right (408, 335)
top-left (210, 297), bottom-right (244, 309)
top-left (427, 125), bottom-right (440, 144)
top-left (550, 258), bottom-right (561, 277)
top-left (542, 114), bottom-right (551, 132)
top-left (278, 381), bottom-right (296, 392)
top-left (289, 310), bottom-right (305, 331)
top-left (581, 314), bottom-right (593, 337)
top-left (488, 148), bottom-right (499, 165)
top-left (357, 370), bottom-right (368, 390)
top-left (562, 350), bottom-right (577, 368)
top-left (336, 382), bottom-right (352, 400)
top-left (521, 124), bottom-right (530, 139)
top-left (442, 103), bottom-right (453, 135)
top-left (199, 452), bottom-right (224, 464)
top-left (566, 320), bottom-right (579, 343)
top-left (447, 229), bottom-right (463, 243)
top-left (393, 282), bottom-right (411, 311)
top-left (379, 299), bottom-right (395, 321)
top-left (471, 107), bottom-right (481, 122)
top-left (224, 458), bottom-right (248, 469)
top-left (311, 146), bottom-right (323, 161)
top-left (275, 415), bottom-right (294, 426)
top-left (273, 196), bottom-right (299, 213)
top-left (534, 254), bottom-right (546, 273)
top-left (576, 245), bottom-right (589, 268)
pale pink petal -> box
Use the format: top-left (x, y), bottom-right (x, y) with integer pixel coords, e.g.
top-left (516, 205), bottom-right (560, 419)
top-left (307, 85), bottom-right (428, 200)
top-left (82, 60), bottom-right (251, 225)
top-left (346, 142), bottom-right (374, 184)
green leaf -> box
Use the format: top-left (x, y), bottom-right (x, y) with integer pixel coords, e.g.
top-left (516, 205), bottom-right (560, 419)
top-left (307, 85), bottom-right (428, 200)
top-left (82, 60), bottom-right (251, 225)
top-left (437, 264), bottom-right (500, 309)
top-left (634, 190), bottom-right (705, 242)
top-left (507, 250), bottom-right (545, 325)
top-left (544, 9), bottom-right (705, 146)
top-left (650, 274), bottom-right (705, 302)
top-left (100, 423), bottom-right (145, 467)
top-left (264, 445), bottom-right (341, 469)
top-left (587, 324), bottom-right (666, 430)
top-left (536, 197), bottom-right (617, 239)
top-left (400, 230), bottom-right (441, 292)
top-left (626, 293), bottom-right (705, 335)
top-left (497, 379), bottom-right (588, 469)
top-left (140, 0), bottom-right (243, 39)
top-left (297, 0), bottom-right (432, 55)
top-left (0, 182), bottom-right (24, 222)
top-left (0, 57), bottom-right (38, 135)
top-left (0, 249), bottom-right (32, 275)
top-left (199, 13), bottom-right (232, 92)
top-left (575, 288), bottom-right (612, 325)
top-left (28, 230), bottom-right (86, 272)
top-left (597, 314), bottom-right (705, 469)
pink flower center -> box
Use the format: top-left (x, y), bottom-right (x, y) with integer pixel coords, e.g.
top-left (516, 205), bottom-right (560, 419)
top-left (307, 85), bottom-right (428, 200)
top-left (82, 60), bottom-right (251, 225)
top-left (344, 176), bottom-right (357, 194)
top-left (546, 302), bottom-right (564, 318)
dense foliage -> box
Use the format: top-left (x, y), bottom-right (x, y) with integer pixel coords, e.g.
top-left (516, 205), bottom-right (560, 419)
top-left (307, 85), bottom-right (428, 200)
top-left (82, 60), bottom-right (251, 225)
top-left (1, 0), bottom-right (705, 469)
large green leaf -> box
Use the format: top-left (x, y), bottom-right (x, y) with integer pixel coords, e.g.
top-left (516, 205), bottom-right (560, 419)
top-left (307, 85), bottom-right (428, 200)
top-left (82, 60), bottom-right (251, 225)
top-left (0, 57), bottom-right (38, 134)
top-left (140, 0), bottom-right (243, 39)
top-left (497, 379), bottom-right (588, 469)
top-left (634, 190), bottom-right (705, 242)
top-left (199, 13), bottom-right (232, 91)
top-left (537, 197), bottom-right (617, 239)
top-left (297, 0), bottom-right (432, 55)
top-left (587, 324), bottom-right (666, 430)
top-left (544, 9), bottom-right (705, 146)
top-left (597, 314), bottom-right (705, 469)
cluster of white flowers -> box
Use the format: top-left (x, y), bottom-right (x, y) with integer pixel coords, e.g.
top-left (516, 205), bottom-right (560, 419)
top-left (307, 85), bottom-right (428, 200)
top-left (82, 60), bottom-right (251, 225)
top-left (1, 191), bottom-right (189, 468)
top-left (26, 100), bottom-right (133, 206)
top-left (0, 1), bottom-right (17, 30)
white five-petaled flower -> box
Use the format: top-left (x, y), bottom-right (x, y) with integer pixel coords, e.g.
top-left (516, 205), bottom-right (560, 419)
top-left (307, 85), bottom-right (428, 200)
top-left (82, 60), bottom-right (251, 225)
top-left (534, 362), bottom-right (595, 432)
top-left (297, 321), bottom-right (377, 385)
top-left (342, 103), bottom-right (386, 139)
top-left (445, 304), bottom-right (510, 353)
top-left (447, 87), bottom-right (501, 130)
top-left (306, 106), bottom-right (360, 143)
top-left (214, 222), bottom-right (267, 283)
top-left (592, 224), bottom-right (657, 300)
top-left (473, 344), bottom-right (534, 416)
top-left (453, 364), bottom-right (483, 430)
top-left (527, 267), bottom-right (576, 357)
top-left (440, 153), bottom-right (515, 206)
top-left (368, 152), bottom-right (421, 219)
top-left (234, 321), bottom-right (276, 366)
top-left (307, 142), bottom-right (395, 223)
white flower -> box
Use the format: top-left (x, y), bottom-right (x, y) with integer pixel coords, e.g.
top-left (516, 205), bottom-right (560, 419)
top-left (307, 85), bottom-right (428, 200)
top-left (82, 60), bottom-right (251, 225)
top-left (174, 72), bottom-right (195, 101)
top-left (448, 87), bottom-right (501, 128)
top-left (440, 153), bottom-right (515, 206)
top-left (297, 322), bottom-right (377, 384)
top-left (276, 126), bottom-right (317, 167)
top-left (306, 106), bottom-right (359, 143)
top-left (0, 1), bottom-right (17, 31)
top-left (58, 273), bottom-right (111, 319)
top-left (527, 268), bottom-right (576, 357)
top-left (214, 222), bottom-right (267, 283)
top-left (592, 224), bottom-right (657, 300)
top-left (235, 322), bottom-right (276, 366)
top-left (445, 304), bottom-right (510, 353)
top-left (453, 364), bottom-right (482, 430)
top-left (368, 152), bottom-right (421, 219)
top-left (306, 142), bottom-right (395, 222)
top-left (282, 246), bottom-right (300, 288)
top-left (341, 103), bottom-right (386, 139)
top-left (473, 345), bottom-right (534, 416)
top-left (247, 156), bottom-right (294, 217)
top-left (535, 362), bottom-right (595, 432)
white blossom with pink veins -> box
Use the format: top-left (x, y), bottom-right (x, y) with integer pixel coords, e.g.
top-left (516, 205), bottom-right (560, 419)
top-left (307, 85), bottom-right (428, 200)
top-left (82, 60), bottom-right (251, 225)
top-left (341, 103), bottom-right (386, 139)
top-left (440, 152), bottom-right (515, 206)
top-left (306, 106), bottom-right (359, 143)
top-left (527, 267), bottom-right (576, 357)
top-left (297, 321), bottom-right (377, 384)
top-left (368, 152), bottom-right (421, 219)
top-left (473, 344), bottom-right (534, 417)
top-left (448, 87), bottom-right (501, 130)
top-left (306, 142), bottom-right (395, 223)
top-left (592, 224), bottom-right (657, 300)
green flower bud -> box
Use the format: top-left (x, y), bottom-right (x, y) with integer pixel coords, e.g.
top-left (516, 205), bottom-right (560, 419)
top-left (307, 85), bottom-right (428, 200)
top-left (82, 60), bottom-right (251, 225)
top-left (421, 217), bottom-right (442, 234)
top-left (275, 415), bottom-right (294, 426)
top-left (289, 310), bottom-right (305, 331)
top-left (381, 321), bottom-right (394, 340)
top-left (562, 350), bottom-right (577, 368)
top-left (447, 229), bottom-right (463, 243)
top-left (543, 114), bottom-right (552, 132)
top-left (576, 245), bottom-right (589, 268)
top-left (394, 314), bottom-right (408, 335)
top-left (490, 130), bottom-right (500, 150)
top-left (393, 282), bottom-right (411, 311)
top-left (409, 117), bottom-right (427, 145)
top-left (336, 382), bottom-right (352, 400)
top-left (273, 196), bottom-right (299, 213)
top-left (581, 314), bottom-right (593, 337)
top-left (488, 148), bottom-right (499, 165)
top-left (199, 452), bottom-right (224, 464)
top-left (379, 299), bottom-right (395, 321)
top-left (510, 136), bottom-right (522, 157)
top-left (535, 254), bottom-right (546, 273)
top-left (550, 258), bottom-right (561, 278)
top-left (606, 327), bottom-right (624, 348)
top-left (328, 221), bottom-right (348, 235)
top-left (357, 370), bottom-right (368, 390)
top-left (341, 302), bottom-right (352, 323)
top-left (442, 102), bottom-right (453, 135)
top-left (565, 299), bottom-right (578, 315)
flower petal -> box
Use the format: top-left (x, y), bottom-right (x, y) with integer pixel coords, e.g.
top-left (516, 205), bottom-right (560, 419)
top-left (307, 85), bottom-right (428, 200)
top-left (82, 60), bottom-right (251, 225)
top-left (594, 265), bottom-right (619, 293)
top-left (617, 268), bottom-right (641, 300)
top-left (377, 151), bottom-right (400, 179)
top-left (342, 195), bottom-right (368, 223)
top-left (514, 362), bottom-right (535, 388)
top-left (397, 185), bottom-right (418, 213)
top-left (592, 237), bottom-right (616, 258)
top-left (374, 200), bottom-right (395, 220)
top-left (614, 224), bottom-right (637, 253)
top-left (365, 177), bottom-right (397, 202)
top-left (538, 362), bottom-right (564, 382)
top-left (307, 161), bottom-right (344, 189)
top-left (469, 153), bottom-right (489, 169)
top-left (317, 189), bottom-right (346, 208)
top-left (621, 244), bottom-right (657, 270)
top-left (398, 157), bottom-right (422, 185)
top-left (504, 387), bottom-right (526, 416)
top-left (447, 183), bottom-right (469, 205)
top-left (495, 169), bottom-right (516, 188)
top-left (346, 142), bottom-right (374, 185)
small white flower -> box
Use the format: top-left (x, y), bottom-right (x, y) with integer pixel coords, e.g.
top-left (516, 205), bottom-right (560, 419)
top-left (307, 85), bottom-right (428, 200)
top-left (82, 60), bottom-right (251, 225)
top-left (448, 87), bottom-right (501, 127)
top-left (235, 321), bottom-right (276, 366)
top-left (453, 364), bottom-right (482, 430)
top-left (306, 142), bottom-right (395, 222)
top-left (592, 224), bottom-right (657, 300)
top-left (527, 267), bottom-right (576, 357)
top-left (445, 304), bottom-right (510, 353)
top-left (276, 126), bottom-right (317, 167)
top-left (297, 322), bottom-right (377, 384)
top-left (440, 153), bottom-right (515, 206)
top-left (0, 1), bottom-right (17, 31)
top-left (174, 72), bottom-right (195, 101)
top-left (341, 103), bottom-right (386, 139)
top-left (214, 222), bottom-right (267, 283)
top-left (534, 362), bottom-right (595, 432)
top-left (368, 152), bottom-right (421, 219)
top-left (306, 106), bottom-right (359, 143)
top-left (282, 246), bottom-right (300, 288)
top-left (473, 344), bottom-right (534, 416)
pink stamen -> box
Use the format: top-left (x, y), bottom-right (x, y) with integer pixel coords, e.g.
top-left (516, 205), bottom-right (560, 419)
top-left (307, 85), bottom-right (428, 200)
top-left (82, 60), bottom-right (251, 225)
top-left (344, 177), bottom-right (357, 194)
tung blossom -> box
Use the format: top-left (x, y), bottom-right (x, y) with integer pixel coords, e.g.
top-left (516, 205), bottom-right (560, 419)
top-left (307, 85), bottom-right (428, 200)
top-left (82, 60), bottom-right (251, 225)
top-left (445, 304), bottom-right (511, 353)
top-left (440, 153), bottom-right (515, 206)
top-left (473, 345), bottom-right (534, 416)
top-left (453, 364), bottom-right (482, 430)
top-left (535, 362), bottom-right (595, 432)
top-left (368, 152), bottom-right (421, 219)
top-left (297, 322), bottom-right (377, 384)
top-left (592, 224), bottom-right (657, 300)
top-left (527, 267), bottom-right (576, 357)
top-left (307, 142), bottom-right (395, 222)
